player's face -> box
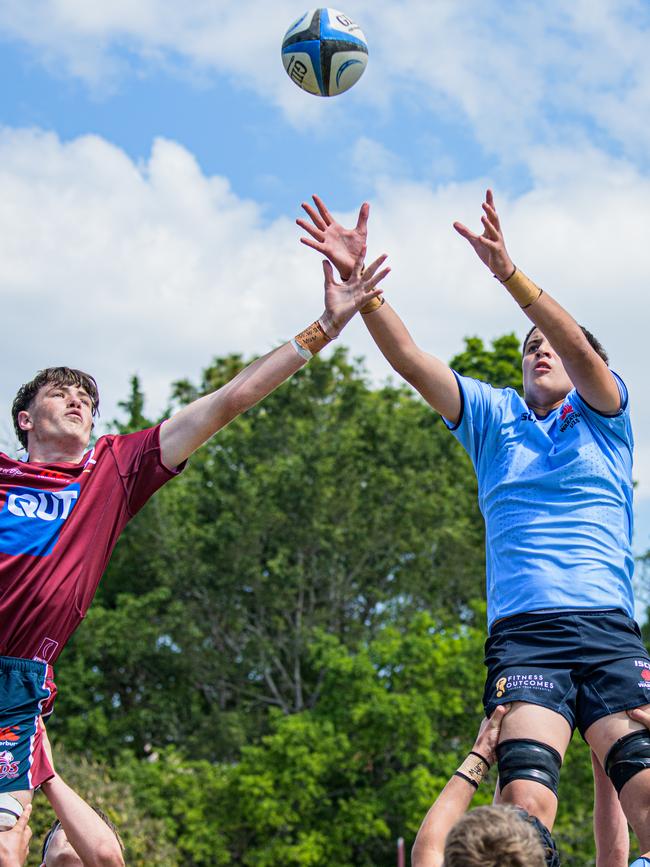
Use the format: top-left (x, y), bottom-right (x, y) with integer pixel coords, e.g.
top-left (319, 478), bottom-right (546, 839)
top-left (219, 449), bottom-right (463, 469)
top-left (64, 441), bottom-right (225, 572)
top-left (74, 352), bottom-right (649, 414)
top-left (522, 329), bottom-right (573, 409)
top-left (23, 383), bottom-right (94, 453)
top-left (43, 826), bottom-right (83, 865)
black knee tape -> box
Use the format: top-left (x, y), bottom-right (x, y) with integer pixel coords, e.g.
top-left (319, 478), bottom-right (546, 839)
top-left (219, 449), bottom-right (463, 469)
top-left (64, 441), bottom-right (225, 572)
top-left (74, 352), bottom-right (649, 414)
top-left (497, 738), bottom-right (562, 796)
top-left (605, 730), bottom-right (650, 795)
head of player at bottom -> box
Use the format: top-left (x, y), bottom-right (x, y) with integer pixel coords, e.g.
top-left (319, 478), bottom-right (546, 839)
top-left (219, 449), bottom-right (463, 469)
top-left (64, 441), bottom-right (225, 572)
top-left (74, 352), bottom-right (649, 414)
top-left (40, 809), bottom-right (124, 867)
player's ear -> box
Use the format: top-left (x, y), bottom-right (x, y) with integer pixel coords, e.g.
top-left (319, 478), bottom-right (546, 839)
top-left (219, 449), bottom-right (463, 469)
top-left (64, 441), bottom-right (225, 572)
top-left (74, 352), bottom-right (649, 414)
top-left (17, 411), bottom-right (33, 432)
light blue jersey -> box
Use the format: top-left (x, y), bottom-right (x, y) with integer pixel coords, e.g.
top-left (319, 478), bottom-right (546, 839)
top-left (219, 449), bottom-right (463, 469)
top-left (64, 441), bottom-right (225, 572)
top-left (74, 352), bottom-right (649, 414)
top-left (629, 859), bottom-right (650, 867)
top-left (444, 372), bottom-right (634, 630)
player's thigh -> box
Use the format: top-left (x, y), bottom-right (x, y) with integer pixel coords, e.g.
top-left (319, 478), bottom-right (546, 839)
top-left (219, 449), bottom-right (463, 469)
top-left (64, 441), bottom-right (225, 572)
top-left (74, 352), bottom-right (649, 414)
top-left (499, 701), bottom-right (573, 752)
top-left (496, 702), bottom-right (572, 829)
top-left (585, 707), bottom-right (650, 768)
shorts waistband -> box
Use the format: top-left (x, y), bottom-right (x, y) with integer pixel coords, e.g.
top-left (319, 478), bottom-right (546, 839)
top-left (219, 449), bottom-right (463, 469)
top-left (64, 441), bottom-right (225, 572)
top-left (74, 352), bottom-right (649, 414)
top-left (0, 655), bottom-right (49, 675)
top-left (490, 608), bottom-right (625, 635)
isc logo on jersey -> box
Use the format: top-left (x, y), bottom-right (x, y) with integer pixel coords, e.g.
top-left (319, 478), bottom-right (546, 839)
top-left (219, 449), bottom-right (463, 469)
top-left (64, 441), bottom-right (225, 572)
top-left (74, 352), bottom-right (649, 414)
top-left (0, 483), bottom-right (80, 557)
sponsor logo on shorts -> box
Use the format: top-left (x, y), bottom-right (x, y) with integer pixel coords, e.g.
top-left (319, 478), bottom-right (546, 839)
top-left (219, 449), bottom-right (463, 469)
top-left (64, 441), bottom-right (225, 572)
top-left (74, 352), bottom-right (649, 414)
top-left (0, 727), bottom-right (20, 746)
top-left (495, 672), bottom-right (555, 697)
top-left (633, 660), bottom-right (650, 688)
top-left (0, 751), bottom-right (19, 780)
top-left (0, 467), bottom-right (23, 477)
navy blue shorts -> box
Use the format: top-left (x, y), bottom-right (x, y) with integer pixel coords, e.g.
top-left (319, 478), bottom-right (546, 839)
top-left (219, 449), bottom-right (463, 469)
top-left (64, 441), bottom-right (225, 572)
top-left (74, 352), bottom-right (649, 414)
top-left (483, 609), bottom-right (650, 737)
top-left (0, 656), bottom-right (56, 792)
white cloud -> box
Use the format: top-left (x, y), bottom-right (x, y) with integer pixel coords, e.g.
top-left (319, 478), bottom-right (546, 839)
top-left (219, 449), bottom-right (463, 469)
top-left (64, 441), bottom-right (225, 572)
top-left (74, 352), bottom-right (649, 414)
top-left (1, 126), bottom-right (649, 552)
top-left (2, 2), bottom-right (650, 161)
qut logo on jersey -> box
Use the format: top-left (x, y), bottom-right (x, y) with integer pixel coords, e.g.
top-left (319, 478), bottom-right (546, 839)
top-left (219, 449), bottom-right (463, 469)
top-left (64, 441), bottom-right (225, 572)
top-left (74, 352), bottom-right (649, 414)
top-left (0, 483), bottom-right (80, 557)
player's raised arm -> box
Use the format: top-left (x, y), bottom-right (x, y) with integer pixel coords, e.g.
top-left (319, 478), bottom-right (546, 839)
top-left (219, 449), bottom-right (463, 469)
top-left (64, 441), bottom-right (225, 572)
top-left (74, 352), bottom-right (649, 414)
top-left (158, 247), bottom-right (389, 469)
top-left (454, 189), bottom-right (620, 414)
top-left (412, 707), bottom-right (508, 867)
top-left (297, 195), bottom-right (461, 423)
top-left (39, 724), bottom-right (124, 867)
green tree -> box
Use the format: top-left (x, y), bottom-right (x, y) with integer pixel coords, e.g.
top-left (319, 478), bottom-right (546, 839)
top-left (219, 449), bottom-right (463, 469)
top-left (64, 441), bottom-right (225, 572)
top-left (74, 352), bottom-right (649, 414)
top-left (53, 348), bottom-right (489, 760)
top-left (450, 333), bottom-right (523, 392)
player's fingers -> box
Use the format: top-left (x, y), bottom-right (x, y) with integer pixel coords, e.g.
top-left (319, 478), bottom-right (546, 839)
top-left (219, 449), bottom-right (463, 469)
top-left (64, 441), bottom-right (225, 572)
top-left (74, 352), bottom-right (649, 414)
top-left (16, 803), bottom-right (31, 830)
top-left (477, 236), bottom-right (499, 251)
top-left (312, 194), bottom-right (333, 226)
top-left (453, 221), bottom-right (479, 242)
top-left (296, 219), bottom-right (325, 242)
top-left (481, 214), bottom-right (499, 241)
top-left (300, 237), bottom-right (325, 254)
top-left (322, 259), bottom-right (335, 282)
top-left (355, 202), bottom-right (370, 233)
top-left (364, 267), bottom-right (390, 292)
top-left (362, 253), bottom-right (388, 279)
top-left (352, 244), bottom-right (367, 276)
top-left (301, 202), bottom-right (327, 231)
top-left (628, 706), bottom-right (650, 725)
top-left (482, 202), bottom-right (502, 234)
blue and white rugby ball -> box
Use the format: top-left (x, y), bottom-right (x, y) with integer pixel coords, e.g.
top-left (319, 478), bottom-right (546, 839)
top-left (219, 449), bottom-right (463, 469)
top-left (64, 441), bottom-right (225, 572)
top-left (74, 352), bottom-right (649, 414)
top-left (281, 8), bottom-right (368, 96)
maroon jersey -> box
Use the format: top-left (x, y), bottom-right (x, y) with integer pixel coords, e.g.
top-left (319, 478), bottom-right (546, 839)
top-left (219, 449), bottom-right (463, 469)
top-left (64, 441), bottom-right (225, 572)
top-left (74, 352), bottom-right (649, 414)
top-left (0, 425), bottom-right (180, 663)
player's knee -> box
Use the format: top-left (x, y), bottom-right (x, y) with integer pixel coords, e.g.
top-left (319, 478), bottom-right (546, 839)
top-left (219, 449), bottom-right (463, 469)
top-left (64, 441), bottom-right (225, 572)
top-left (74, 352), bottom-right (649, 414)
top-left (497, 738), bottom-right (562, 798)
top-left (605, 729), bottom-right (650, 795)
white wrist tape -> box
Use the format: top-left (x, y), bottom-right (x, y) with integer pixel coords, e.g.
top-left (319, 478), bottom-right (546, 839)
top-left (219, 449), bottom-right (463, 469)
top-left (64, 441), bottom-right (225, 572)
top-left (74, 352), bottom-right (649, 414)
top-left (290, 338), bottom-right (312, 361)
top-left (0, 793), bottom-right (23, 830)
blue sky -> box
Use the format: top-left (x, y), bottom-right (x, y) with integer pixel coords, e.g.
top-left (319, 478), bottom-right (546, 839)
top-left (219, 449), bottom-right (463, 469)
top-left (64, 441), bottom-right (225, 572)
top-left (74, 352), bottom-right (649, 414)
top-left (1, 1), bottom-right (650, 560)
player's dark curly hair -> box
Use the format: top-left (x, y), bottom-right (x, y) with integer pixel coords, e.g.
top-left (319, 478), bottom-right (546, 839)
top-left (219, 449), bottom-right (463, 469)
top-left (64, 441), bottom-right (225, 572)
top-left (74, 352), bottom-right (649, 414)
top-left (41, 808), bottom-right (124, 861)
top-left (522, 325), bottom-right (608, 365)
top-left (12, 367), bottom-right (100, 449)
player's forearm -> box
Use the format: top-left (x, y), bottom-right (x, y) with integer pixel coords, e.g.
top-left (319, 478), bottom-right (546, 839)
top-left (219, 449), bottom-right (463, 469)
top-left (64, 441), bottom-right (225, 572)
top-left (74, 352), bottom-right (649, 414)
top-left (503, 269), bottom-right (620, 412)
top-left (362, 302), bottom-right (460, 420)
top-left (160, 341), bottom-right (306, 467)
top-left (412, 776), bottom-right (477, 867)
top-left (41, 776), bottom-right (125, 867)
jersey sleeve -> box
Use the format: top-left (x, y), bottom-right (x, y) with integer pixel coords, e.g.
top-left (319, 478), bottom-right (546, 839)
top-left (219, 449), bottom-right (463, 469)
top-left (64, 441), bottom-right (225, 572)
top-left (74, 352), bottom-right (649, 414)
top-left (441, 372), bottom-right (502, 465)
top-left (572, 371), bottom-right (633, 450)
top-left (108, 424), bottom-right (184, 516)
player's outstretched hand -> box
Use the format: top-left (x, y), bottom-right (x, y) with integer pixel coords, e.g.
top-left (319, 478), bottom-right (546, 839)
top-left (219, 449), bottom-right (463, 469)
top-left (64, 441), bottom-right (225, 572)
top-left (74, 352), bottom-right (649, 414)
top-left (453, 190), bottom-right (515, 282)
top-left (297, 195), bottom-right (368, 281)
top-left (472, 704), bottom-right (511, 766)
top-left (320, 246), bottom-right (389, 338)
top-left (0, 803), bottom-right (32, 867)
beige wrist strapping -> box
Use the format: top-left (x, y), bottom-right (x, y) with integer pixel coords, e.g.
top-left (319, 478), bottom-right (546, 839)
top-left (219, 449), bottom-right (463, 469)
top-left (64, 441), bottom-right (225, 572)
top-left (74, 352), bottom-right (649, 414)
top-left (454, 751), bottom-right (490, 789)
top-left (360, 296), bottom-right (385, 315)
top-left (292, 320), bottom-right (332, 358)
top-left (500, 267), bottom-right (543, 309)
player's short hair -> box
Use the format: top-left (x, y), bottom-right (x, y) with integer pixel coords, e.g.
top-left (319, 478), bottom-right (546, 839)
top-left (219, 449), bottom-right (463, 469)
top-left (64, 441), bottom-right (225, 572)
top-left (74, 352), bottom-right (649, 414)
top-left (522, 325), bottom-right (608, 365)
top-left (41, 809), bottom-right (124, 862)
top-left (12, 367), bottom-right (100, 449)
top-left (443, 805), bottom-right (549, 867)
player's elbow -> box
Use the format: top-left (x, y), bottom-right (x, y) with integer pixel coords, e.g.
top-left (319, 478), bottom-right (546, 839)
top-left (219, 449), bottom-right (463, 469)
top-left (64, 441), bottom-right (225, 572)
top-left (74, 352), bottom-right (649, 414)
top-left (91, 843), bottom-right (125, 867)
top-left (411, 836), bottom-right (443, 867)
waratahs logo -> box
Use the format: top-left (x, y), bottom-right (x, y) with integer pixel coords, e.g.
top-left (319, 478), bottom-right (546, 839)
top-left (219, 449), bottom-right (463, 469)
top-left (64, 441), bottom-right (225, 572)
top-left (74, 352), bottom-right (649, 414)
top-left (0, 751), bottom-right (19, 780)
top-left (0, 483), bottom-right (80, 557)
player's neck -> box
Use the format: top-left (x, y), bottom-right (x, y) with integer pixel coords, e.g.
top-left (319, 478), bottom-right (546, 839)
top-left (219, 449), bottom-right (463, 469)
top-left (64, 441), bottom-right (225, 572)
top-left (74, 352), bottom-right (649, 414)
top-left (26, 436), bottom-right (87, 465)
top-left (525, 397), bottom-right (565, 418)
